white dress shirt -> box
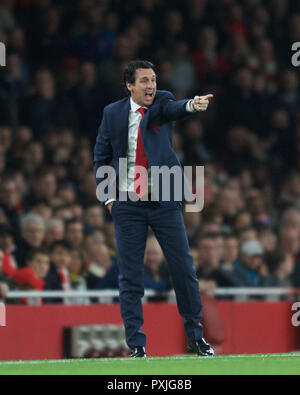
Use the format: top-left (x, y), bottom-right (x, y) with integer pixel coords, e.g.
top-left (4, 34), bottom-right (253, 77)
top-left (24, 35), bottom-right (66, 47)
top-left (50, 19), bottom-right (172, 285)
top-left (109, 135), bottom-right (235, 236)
top-left (106, 97), bottom-right (193, 205)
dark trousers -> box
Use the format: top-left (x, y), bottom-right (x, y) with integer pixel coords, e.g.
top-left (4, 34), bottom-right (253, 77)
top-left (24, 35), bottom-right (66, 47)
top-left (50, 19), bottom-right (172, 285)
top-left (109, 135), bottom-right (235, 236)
top-left (112, 200), bottom-right (203, 349)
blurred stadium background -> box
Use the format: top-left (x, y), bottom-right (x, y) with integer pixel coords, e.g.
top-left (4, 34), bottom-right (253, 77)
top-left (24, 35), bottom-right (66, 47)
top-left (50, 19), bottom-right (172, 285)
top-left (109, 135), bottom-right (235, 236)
top-left (0, 0), bottom-right (300, 361)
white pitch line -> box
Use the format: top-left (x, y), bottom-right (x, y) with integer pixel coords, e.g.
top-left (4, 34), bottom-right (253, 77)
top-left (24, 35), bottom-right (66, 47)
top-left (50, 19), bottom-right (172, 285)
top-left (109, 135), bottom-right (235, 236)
top-left (0, 353), bottom-right (299, 366)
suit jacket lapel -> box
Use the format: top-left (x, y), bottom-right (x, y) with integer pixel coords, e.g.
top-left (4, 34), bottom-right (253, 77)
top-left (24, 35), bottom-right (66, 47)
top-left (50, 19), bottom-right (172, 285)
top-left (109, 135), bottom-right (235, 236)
top-left (119, 97), bottom-right (131, 157)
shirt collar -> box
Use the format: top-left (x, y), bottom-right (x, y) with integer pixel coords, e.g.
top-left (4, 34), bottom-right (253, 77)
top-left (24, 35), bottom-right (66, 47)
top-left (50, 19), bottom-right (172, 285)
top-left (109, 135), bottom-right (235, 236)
top-left (130, 97), bottom-right (148, 112)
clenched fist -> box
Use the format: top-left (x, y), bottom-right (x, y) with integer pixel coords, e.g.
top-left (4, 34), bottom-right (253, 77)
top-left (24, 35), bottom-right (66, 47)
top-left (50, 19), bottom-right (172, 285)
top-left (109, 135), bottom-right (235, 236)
top-left (190, 94), bottom-right (214, 112)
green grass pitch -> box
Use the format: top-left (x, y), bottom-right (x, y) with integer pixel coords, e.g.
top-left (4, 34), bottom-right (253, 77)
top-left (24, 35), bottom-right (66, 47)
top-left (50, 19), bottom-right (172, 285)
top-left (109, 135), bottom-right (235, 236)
top-left (0, 354), bottom-right (299, 375)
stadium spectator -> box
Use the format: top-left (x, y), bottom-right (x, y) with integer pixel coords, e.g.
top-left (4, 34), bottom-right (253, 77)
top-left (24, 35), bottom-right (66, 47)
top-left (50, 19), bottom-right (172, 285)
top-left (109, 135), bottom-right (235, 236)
top-left (0, 249), bottom-right (17, 282)
top-left (144, 236), bottom-right (171, 293)
top-left (0, 174), bottom-right (22, 238)
top-left (22, 167), bottom-right (57, 211)
top-left (234, 210), bottom-right (253, 233)
top-left (182, 118), bottom-right (211, 165)
top-left (264, 249), bottom-right (294, 288)
top-left (84, 205), bottom-right (105, 233)
top-left (234, 240), bottom-right (267, 286)
top-left (222, 234), bottom-right (240, 270)
top-left (65, 219), bottom-right (84, 249)
top-left (279, 225), bottom-right (300, 257)
top-left (196, 233), bottom-right (234, 291)
top-left (257, 225), bottom-right (277, 253)
top-left (20, 68), bottom-right (78, 137)
top-left (0, 223), bottom-right (15, 254)
top-left (44, 218), bottom-right (64, 247)
top-left (44, 240), bottom-right (73, 304)
top-left (68, 247), bottom-right (89, 305)
top-left (15, 214), bottom-right (45, 268)
top-left (69, 249), bottom-right (88, 290)
top-left (13, 247), bottom-right (50, 294)
top-left (70, 61), bottom-right (113, 140)
top-left (85, 240), bottom-right (118, 290)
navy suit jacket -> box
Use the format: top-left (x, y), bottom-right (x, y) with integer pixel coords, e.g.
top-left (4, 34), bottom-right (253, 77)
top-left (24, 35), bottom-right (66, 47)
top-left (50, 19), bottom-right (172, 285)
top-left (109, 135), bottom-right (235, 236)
top-left (94, 90), bottom-right (191, 206)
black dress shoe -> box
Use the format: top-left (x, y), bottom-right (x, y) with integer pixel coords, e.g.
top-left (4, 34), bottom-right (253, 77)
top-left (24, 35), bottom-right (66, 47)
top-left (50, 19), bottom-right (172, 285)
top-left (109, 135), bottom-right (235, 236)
top-left (130, 346), bottom-right (146, 358)
top-left (188, 338), bottom-right (214, 356)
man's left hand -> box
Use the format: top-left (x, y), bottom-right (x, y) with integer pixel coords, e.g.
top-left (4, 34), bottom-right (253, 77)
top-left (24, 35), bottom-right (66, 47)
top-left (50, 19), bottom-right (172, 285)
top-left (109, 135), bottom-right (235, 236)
top-left (190, 94), bottom-right (214, 112)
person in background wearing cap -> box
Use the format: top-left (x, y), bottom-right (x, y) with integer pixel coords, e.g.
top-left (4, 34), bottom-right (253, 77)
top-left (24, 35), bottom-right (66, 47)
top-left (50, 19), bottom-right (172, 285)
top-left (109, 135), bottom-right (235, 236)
top-left (234, 239), bottom-right (268, 287)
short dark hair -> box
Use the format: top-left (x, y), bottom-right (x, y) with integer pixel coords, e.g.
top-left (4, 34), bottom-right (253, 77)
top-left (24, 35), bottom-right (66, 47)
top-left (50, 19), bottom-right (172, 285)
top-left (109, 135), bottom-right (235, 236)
top-left (266, 249), bottom-right (287, 273)
top-left (123, 60), bottom-right (155, 89)
top-left (198, 232), bottom-right (223, 244)
top-left (65, 218), bottom-right (83, 229)
top-left (50, 240), bottom-right (73, 252)
top-left (26, 247), bottom-right (50, 262)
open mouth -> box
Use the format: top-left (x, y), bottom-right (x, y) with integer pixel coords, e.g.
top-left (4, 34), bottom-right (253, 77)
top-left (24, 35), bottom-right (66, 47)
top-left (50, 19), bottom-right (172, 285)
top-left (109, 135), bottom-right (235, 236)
top-left (145, 92), bottom-right (154, 98)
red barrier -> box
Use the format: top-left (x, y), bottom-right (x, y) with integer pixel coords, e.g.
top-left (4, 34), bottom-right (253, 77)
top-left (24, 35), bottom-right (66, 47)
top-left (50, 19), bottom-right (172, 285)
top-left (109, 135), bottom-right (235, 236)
top-left (217, 301), bottom-right (300, 354)
top-left (0, 302), bottom-right (298, 361)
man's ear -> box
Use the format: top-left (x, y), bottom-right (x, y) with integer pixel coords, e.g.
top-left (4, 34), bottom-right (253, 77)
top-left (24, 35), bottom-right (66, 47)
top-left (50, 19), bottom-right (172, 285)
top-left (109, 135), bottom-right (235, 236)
top-left (126, 82), bottom-right (132, 93)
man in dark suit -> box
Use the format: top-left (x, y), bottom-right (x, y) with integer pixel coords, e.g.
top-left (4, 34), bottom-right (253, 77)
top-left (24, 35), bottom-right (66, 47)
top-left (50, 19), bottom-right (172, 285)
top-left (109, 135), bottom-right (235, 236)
top-left (94, 60), bottom-right (214, 357)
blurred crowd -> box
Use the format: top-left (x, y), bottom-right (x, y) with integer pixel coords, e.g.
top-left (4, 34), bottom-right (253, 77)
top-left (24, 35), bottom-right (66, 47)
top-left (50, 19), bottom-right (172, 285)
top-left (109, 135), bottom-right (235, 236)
top-left (0, 0), bottom-right (300, 304)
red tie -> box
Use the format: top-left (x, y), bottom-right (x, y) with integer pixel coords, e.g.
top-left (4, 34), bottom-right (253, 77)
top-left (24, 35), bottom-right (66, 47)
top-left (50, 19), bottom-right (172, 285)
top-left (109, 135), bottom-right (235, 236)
top-left (134, 107), bottom-right (148, 197)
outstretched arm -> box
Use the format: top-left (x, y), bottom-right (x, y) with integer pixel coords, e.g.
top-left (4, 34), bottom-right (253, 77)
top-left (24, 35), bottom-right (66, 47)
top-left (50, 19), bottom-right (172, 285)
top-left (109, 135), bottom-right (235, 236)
top-left (161, 91), bottom-right (213, 123)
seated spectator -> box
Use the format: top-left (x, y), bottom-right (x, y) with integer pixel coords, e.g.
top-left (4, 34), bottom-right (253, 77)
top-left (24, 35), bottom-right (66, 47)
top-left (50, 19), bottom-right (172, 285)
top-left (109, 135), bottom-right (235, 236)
top-left (15, 214), bottom-right (45, 267)
top-left (279, 225), bottom-right (300, 257)
top-left (13, 248), bottom-right (50, 304)
top-left (65, 218), bottom-right (84, 249)
top-left (234, 240), bottom-right (268, 286)
top-left (53, 205), bottom-right (74, 221)
top-left (238, 227), bottom-right (258, 244)
top-left (246, 188), bottom-right (273, 226)
top-left (234, 210), bottom-right (253, 233)
top-left (44, 218), bottom-right (64, 247)
top-left (29, 201), bottom-right (53, 220)
top-left (0, 208), bottom-right (8, 224)
top-left (221, 234), bottom-right (239, 271)
top-left (69, 249), bottom-right (87, 289)
top-left (144, 236), bottom-right (171, 293)
top-left (0, 249), bottom-right (17, 281)
top-left (104, 222), bottom-right (117, 256)
top-left (22, 167), bottom-right (57, 211)
top-left (182, 207), bottom-right (202, 248)
top-left (84, 205), bottom-right (105, 233)
top-left (22, 141), bottom-right (44, 177)
top-left (201, 221), bottom-right (222, 235)
top-left (57, 184), bottom-right (76, 206)
top-left (264, 249), bottom-right (294, 288)
top-left (69, 249), bottom-right (89, 305)
top-left (281, 207), bottom-right (300, 230)
top-left (196, 233), bottom-right (242, 292)
top-left (20, 68), bottom-right (78, 137)
top-left (257, 224), bottom-right (277, 253)
top-left (44, 240), bottom-right (73, 296)
top-left (0, 174), bottom-right (21, 240)
top-left (86, 240), bottom-right (118, 290)
top-left (0, 223), bottom-right (15, 254)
